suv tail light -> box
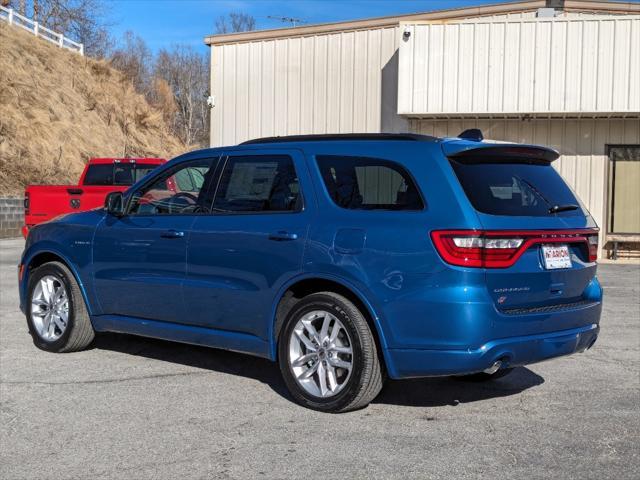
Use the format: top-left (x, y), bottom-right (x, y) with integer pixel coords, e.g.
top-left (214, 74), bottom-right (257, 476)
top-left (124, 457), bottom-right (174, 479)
top-left (431, 229), bottom-right (599, 268)
top-left (587, 234), bottom-right (599, 262)
top-left (24, 191), bottom-right (30, 215)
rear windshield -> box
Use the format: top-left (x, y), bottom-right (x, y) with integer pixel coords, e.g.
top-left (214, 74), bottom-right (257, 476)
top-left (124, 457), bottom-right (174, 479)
top-left (83, 163), bottom-right (159, 186)
top-left (449, 159), bottom-right (585, 217)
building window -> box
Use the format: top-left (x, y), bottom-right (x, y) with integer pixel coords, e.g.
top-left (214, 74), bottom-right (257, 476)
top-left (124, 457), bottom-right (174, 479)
top-left (608, 146), bottom-right (640, 234)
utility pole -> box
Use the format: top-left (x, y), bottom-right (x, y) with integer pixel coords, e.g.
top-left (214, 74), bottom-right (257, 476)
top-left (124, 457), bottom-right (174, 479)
top-left (267, 16), bottom-right (307, 28)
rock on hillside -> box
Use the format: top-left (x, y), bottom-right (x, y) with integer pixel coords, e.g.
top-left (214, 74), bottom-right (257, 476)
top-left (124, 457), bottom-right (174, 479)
top-left (0, 23), bottom-right (185, 196)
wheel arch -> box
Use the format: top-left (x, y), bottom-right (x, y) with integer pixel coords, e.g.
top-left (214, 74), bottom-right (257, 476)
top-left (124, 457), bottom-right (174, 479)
top-left (21, 249), bottom-right (94, 317)
top-left (269, 274), bottom-right (390, 367)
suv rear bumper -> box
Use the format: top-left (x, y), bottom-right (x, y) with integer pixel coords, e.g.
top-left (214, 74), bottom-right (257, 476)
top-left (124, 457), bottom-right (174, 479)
top-left (384, 323), bottom-right (599, 379)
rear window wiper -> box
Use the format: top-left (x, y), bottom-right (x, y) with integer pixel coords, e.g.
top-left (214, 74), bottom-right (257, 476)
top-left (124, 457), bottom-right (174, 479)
top-left (548, 204), bottom-right (579, 214)
top-left (517, 177), bottom-right (552, 207)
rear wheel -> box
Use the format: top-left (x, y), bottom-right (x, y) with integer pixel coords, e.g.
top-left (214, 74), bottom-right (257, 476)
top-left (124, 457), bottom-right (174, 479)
top-left (26, 261), bottom-right (95, 352)
top-left (278, 292), bottom-right (383, 412)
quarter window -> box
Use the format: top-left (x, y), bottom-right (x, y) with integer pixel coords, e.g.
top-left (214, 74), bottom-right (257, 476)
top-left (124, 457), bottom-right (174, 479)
top-left (128, 159), bottom-right (216, 215)
top-left (213, 155), bottom-right (301, 213)
top-left (316, 155), bottom-right (424, 210)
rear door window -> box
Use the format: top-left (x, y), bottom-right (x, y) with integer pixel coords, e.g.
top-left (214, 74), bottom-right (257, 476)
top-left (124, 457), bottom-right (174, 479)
top-left (316, 155), bottom-right (424, 210)
top-left (449, 159), bottom-right (585, 217)
top-left (213, 155), bottom-right (302, 213)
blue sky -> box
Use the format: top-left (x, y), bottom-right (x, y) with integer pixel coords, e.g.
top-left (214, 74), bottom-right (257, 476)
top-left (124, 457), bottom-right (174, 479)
top-left (108, 0), bottom-right (511, 53)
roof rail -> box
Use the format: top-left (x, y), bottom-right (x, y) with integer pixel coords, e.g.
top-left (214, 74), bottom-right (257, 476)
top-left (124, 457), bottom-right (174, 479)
top-left (240, 133), bottom-right (438, 145)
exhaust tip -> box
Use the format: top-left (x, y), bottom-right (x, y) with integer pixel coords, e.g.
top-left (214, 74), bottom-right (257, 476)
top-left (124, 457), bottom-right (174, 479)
top-left (483, 360), bottom-right (502, 375)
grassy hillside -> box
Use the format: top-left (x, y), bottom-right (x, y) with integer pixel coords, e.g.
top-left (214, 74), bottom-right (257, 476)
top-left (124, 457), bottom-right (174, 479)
top-left (0, 23), bottom-right (185, 196)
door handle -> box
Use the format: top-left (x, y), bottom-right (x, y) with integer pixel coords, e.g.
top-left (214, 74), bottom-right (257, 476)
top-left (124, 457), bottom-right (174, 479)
top-left (160, 230), bottom-right (185, 239)
top-left (268, 231), bottom-right (298, 241)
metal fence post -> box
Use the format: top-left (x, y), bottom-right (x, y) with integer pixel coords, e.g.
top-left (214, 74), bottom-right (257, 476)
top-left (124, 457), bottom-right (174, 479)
top-left (8, 8), bottom-right (13, 25)
top-left (79, 44), bottom-right (84, 56)
top-left (58, 33), bottom-right (64, 47)
top-left (34, 21), bottom-right (39, 37)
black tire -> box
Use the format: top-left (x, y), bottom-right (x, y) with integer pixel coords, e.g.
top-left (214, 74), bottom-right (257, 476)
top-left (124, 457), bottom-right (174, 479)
top-left (456, 367), bottom-right (514, 382)
top-left (26, 261), bottom-right (95, 352)
top-left (278, 292), bottom-right (384, 413)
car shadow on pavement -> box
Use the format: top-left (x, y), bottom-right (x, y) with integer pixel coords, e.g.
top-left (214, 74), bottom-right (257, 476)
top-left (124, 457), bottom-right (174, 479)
top-left (93, 332), bottom-right (293, 398)
top-left (374, 368), bottom-right (544, 407)
top-left (93, 332), bottom-right (544, 408)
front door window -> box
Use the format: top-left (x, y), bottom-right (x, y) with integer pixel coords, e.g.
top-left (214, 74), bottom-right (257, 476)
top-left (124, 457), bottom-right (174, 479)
top-left (129, 159), bottom-right (216, 215)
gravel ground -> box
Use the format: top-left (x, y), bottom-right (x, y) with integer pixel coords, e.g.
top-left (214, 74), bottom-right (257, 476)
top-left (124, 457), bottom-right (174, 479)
top-left (1, 237), bottom-right (638, 479)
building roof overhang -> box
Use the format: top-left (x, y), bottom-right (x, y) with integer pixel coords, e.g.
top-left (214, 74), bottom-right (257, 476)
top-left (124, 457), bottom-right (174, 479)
top-left (204, 0), bottom-right (640, 46)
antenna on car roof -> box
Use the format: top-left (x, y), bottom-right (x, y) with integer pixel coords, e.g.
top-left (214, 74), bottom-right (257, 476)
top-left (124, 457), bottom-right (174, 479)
top-left (458, 129), bottom-right (483, 142)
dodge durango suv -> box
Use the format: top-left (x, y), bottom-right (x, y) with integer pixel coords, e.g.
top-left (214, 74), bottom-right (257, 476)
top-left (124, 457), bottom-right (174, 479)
top-left (18, 132), bottom-right (602, 412)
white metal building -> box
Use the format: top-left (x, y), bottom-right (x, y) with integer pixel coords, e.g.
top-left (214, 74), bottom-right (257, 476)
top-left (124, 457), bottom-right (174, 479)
top-left (205, 0), bottom-right (640, 258)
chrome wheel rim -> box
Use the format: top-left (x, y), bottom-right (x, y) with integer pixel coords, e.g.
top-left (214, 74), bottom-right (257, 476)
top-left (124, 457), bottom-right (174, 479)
top-left (30, 275), bottom-right (69, 342)
top-left (288, 310), bottom-right (353, 398)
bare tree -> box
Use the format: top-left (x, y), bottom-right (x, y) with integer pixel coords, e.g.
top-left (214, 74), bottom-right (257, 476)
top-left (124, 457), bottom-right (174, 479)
top-left (153, 46), bottom-right (209, 147)
top-left (110, 31), bottom-right (152, 94)
top-left (215, 12), bottom-right (256, 34)
top-left (7, 1), bottom-right (113, 58)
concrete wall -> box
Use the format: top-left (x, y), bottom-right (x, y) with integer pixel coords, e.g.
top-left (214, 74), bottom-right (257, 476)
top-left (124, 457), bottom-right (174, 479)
top-left (0, 198), bottom-right (23, 238)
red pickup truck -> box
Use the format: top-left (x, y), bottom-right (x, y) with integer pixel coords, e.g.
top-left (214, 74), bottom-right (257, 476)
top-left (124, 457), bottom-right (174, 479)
top-left (23, 157), bottom-right (165, 237)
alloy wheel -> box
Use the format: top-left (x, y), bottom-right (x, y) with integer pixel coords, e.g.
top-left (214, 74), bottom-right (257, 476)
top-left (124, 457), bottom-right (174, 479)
top-left (288, 310), bottom-right (353, 398)
top-left (30, 275), bottom-right (69, 342)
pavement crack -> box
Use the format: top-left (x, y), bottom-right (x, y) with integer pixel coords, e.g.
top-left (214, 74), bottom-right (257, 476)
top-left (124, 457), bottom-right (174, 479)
top-left (1, 370), bottom-right (212, 386)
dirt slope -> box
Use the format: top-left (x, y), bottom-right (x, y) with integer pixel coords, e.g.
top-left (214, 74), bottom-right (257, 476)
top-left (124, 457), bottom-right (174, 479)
top-left (0, 23), bottom-right (185, 196)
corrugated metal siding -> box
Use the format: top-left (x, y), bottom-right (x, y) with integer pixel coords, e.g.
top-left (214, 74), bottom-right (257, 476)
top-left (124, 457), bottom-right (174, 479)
top-left (408, 118), bottom-right (640, 252)
top-left (398, 17), bottom-right (640, 116)
top-left (210, 27), bottom-right (408, 147)
top-left (455, 11), bottom-right (636, 21)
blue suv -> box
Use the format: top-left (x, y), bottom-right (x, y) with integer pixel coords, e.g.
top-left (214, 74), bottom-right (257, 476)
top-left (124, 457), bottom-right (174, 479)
top-left (18, 132), bottom-right (602, 412)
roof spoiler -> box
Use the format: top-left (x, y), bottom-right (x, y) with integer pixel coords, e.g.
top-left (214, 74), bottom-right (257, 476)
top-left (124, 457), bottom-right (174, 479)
top-left (443, 142), bottom-right (560, 163)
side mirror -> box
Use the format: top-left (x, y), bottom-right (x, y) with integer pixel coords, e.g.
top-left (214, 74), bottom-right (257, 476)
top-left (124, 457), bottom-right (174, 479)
top-left (104, 191), bottom-right (124, 216)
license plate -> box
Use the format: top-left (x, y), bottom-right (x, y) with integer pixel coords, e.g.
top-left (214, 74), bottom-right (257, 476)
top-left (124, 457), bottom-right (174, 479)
top-left (542, 244), bottom-right (572, 270)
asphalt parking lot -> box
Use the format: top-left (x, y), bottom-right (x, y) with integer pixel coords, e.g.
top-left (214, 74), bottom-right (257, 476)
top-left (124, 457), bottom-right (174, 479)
top-left (1, 238), bottom-right (638, 479)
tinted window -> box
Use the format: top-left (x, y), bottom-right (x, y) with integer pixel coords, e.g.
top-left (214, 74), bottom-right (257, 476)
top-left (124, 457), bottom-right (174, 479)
top-left (134, 164), bottom-right (160, 181)
top-left (83, 164), bottom-right (113, 185)
top-left (129, 159), bottom-right (216, 215)
top-left (213, 155), bottom-right (301, 213)
top-left (174, 166), bottom-right (208, 192)
top-left (85, 163), bottom-right (160, 186)
top-left (316, 155), bottom-right (424, 210)
top-left (450, 159), bottom-right (585, 217)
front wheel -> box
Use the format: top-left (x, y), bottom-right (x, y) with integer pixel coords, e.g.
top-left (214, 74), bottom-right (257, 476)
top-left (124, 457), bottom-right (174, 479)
top-left (26, 261), bottom-right (95, 352)
top-left (278, 292), bottom-right (384, 412)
